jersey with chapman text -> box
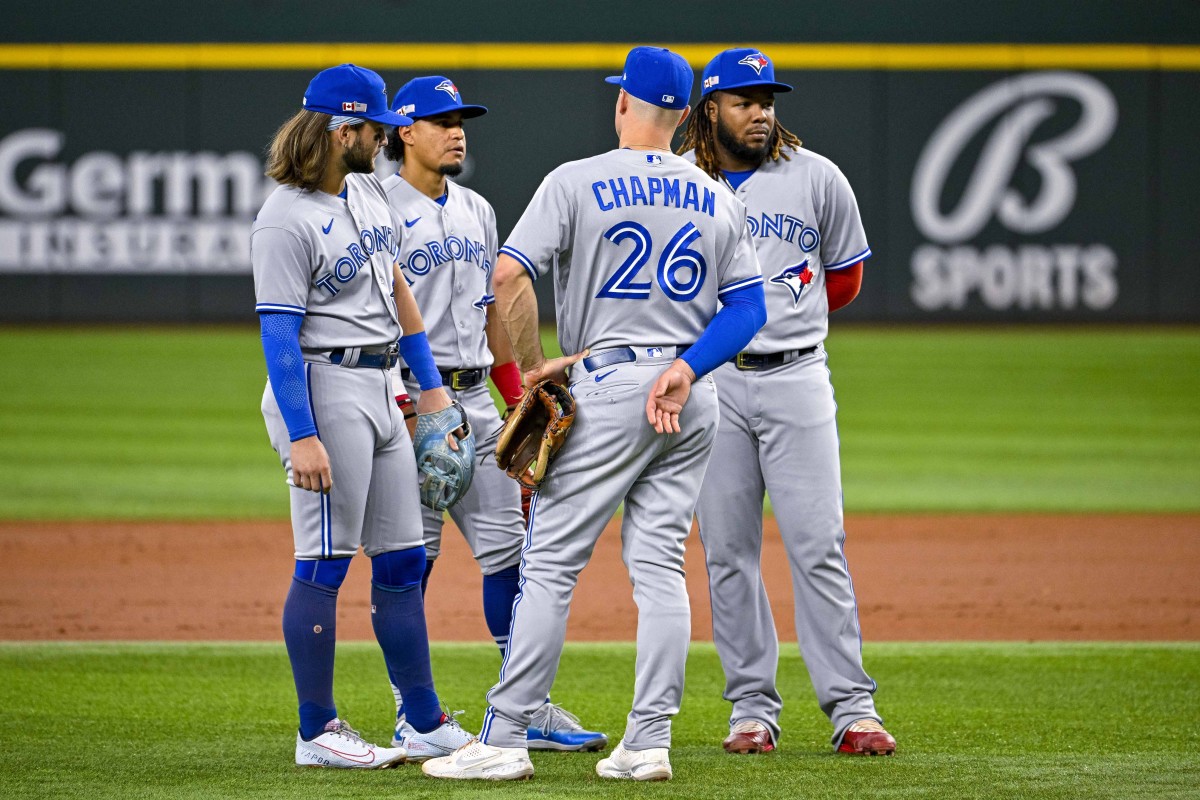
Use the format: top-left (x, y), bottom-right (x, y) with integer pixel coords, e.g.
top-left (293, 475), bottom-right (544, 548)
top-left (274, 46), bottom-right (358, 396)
top-left (501, 149), bottom-right (762, 355)
top-left (685, 146), bottom-right (870, 351)
top-left (252, 173), bottom-right (402, 350)
top-left (381, 175), bottom-right (497, 369)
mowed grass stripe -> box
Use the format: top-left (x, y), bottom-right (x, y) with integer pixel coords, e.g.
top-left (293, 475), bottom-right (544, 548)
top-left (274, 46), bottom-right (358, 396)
top-left (0, 326), bottom-right (1196, 518)
top-left (1, 641), bottom-right (1196, 799)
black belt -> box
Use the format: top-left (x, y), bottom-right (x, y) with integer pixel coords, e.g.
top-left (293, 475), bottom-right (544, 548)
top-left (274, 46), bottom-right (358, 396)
top-left (581, 345), bottom-right (691, 373)
top-left (330, 346), bottom-right (399, 369)
top-left (733, 345), bottom-right (818, 371)
top-left (401, 367), bottom-right (487, 390)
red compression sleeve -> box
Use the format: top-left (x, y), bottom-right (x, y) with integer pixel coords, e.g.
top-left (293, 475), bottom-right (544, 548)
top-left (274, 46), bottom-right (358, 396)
top-left (826, 262), bottom-right (863, 312)
top-left (491, 361), bottom-right (523, 407)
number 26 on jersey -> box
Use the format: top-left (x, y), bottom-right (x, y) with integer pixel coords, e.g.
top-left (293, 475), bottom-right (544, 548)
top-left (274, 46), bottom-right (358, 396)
top-left (597, 221), bottom-right (706, 302)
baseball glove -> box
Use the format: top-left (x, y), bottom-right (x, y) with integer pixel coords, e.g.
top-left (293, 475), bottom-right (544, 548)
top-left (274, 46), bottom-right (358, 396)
top-left (413, 401), bottom-right (476, 511)
top-left (495, 379), bottom-right (576, 490)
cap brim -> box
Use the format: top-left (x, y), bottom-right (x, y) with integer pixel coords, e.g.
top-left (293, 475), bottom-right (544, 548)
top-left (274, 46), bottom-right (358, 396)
top-left (703, 80), bottom-right (793, 97)
top-left (406, 104), bottom-right (490, 122)
top-left (604, 75), bottom-right (623, 85)
top-left (366, 109), bottom-right (414, 126)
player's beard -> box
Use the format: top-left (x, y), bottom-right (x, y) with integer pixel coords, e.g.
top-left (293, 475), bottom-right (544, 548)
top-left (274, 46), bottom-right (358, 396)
top-left (342, 136), bottom-right (377, 174)
top-left (716, 114), bottom-right (771, 166)
top-left (439, 162), bottom-right (464, 177)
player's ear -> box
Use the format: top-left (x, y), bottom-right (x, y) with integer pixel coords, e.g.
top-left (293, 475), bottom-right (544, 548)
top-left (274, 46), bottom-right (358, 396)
top-left (706, 96), bottom-right (719, 124)
top-left (676, 105), bottom-right (692, 130)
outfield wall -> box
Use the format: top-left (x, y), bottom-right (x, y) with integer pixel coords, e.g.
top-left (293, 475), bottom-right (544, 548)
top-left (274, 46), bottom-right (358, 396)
top-left (2, 2), bottom-right (1198, 322)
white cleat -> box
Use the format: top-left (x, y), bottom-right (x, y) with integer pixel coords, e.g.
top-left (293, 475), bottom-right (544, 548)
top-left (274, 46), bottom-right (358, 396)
top-left (294, 719), bottom-right (407, 769)
top-left (422, 738), bottom-right (534, 781)
top-left (595, 739), bottom-right (672, 781)
top-left (394, 713), bottom-right (475, 762)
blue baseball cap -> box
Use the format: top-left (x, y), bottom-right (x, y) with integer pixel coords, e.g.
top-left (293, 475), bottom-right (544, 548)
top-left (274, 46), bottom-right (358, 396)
top-left (302, 64), bottom-right (413, 126)
top-left (605, 46), bottom-right (693, 110)
top-left (390, 76), bottom-right (488, 121)
top-left (700, 48), bottom-right (793, 98)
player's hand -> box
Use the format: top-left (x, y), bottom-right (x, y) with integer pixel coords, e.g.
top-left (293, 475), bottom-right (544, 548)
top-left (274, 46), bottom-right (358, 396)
top-left (416, 386), bottom-right (466, 450)
top-left (522, 350), bottom-right (590, 388)
top-left (290, 435), bottom-right (333, 493)
top-left (646, 359), bottom-right (697, 434)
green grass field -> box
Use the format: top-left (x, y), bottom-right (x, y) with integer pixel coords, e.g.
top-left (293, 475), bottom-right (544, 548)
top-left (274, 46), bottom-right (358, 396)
top-left (3, 641), bottom-right (1197, 799)
top-left (0, 326), bottom-right (1196, 518)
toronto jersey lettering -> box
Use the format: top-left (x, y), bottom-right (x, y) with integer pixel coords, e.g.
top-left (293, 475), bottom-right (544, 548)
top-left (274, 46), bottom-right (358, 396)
top-left (381, 175), bottom-right (498, 369)
top-left (502, 149), bottom-right (762, 355)
top-left (252, 173), bottom-right (403, 350)
top-left (684, 146), bottom-right (871, 352)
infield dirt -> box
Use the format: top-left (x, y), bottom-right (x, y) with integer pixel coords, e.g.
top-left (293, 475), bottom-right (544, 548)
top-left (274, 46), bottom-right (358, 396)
top-left (3, 514), bottom-right (1197, 642)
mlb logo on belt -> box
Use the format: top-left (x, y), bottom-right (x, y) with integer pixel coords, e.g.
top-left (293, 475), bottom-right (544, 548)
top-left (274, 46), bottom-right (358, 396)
top-left (342, 101), bottom-right (368, 112)
top-left (646, 347), bottom-right (663, 357)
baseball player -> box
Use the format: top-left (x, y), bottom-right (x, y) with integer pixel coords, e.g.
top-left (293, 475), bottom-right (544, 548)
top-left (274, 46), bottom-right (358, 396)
top-left (422, 46), bottom-right (767, 782)
top-left (253, 63), bottom-right (472, 768)
top-left (679, 48), bottom-right (896, 756)
top-left (379, 74), bottom-right (605, 755)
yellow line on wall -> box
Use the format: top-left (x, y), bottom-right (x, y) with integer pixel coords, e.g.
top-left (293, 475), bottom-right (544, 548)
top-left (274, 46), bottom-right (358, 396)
top-left (1, 43), bottom-right (1198, 70)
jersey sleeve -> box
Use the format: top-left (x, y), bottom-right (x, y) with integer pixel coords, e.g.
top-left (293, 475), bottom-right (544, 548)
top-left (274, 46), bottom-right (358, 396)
top-left (499, 171), bottom-right (572, 281)
top-left (716, 205), bottom-right (765, 301)
top-left (483, 199), bottom-right (499, 304)
top-left (252, 226), bottom-right (312, 315)
top-left (819, 167), bottom-right (871, 270)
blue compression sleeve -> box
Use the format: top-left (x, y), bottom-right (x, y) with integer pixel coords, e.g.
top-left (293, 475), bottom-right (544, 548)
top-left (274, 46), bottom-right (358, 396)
top-left (398, 331), bottom-right (442, 391)
top-left (260, 311), bottom-right (318, 441)
top-left (681, 283), bottom-right (767, 378)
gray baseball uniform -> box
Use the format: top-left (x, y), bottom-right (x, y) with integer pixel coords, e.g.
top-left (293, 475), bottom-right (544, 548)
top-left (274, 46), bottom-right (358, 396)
top-left (479, 148), bottom-right (762, 750)
top-left (686, 145), bottom-right (880, 745)
top-left (381, 174), bottom-right (523, 575)
top-left (254, 173), bottom-right (424, 559)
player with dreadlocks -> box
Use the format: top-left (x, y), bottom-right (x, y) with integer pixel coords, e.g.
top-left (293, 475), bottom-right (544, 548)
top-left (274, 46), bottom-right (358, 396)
top-left (678, 48), bottom-right (896, 757)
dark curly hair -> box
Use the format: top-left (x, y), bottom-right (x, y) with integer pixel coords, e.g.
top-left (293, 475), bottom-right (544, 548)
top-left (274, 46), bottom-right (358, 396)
top-left (677, 94), bottom-right (803, 181)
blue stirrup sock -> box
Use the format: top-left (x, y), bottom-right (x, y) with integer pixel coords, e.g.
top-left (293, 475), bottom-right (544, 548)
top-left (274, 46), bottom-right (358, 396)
top-left (482, 565), bottom-right (521, 657)
top-left (372, 547), bottom-right (442, 733)
top-left (282, 574), bottom-right (341, 740)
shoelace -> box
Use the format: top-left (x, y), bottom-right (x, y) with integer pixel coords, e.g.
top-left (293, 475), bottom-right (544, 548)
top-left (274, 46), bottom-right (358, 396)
top-left (329, 720), bottom-right (368, 745)
top-left (847, 719), bottom-right (886, 733)
top-left (533, 702), bottom-right (583, 734)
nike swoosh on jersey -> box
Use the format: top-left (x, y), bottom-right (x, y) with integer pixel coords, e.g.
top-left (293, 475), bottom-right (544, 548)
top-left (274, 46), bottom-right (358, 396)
top-left (321, 219), bottom-right (334, 234)
top-left (594, 369), bottom-right (618, 382)
top-left (404, 217), bottom-right (421, 228)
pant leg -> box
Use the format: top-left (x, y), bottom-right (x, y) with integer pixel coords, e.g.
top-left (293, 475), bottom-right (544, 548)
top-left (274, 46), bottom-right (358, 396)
top-left (695, 363), bottom-right (783, 739)
top-left (447, 384), bottom-right (524, 574)
top-left (758, 351), bottom-right (878, 742)
top-left (620, 379), bottom-right (718, 749)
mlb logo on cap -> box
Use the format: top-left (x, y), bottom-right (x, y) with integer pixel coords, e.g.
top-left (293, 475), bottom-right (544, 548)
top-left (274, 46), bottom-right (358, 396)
top-left (701, 47), bottom-right (794, 97)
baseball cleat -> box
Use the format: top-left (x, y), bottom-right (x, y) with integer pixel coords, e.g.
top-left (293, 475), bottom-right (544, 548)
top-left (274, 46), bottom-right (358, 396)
top-left (421, 739), bottom-right (534, 780)
top-left (723, 720), bottom-right (776, 754)
top-left (837, 719), bottom-right (897, 756)
top-left (595, 739), bottom-right (672, 781)
top-left (526, 701), bottom-right (608, 751)
top-left (393, 711), bottom-right (475, 762)
top-left (294, 718), bottom-right (407, 769)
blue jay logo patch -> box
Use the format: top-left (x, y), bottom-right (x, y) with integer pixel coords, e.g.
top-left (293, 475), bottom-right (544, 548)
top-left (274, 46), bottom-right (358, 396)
top-left (770, 260), bottom-right (814, 306)
top-left (739, 53), bottom-right (770, 75)
top-left (435, 79), bottom-right (460, 100)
